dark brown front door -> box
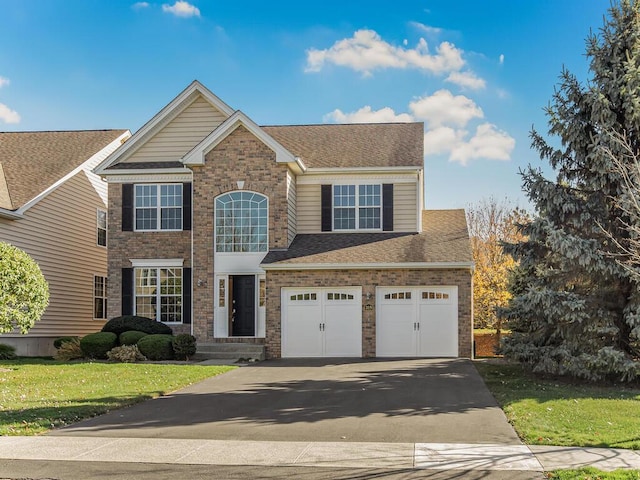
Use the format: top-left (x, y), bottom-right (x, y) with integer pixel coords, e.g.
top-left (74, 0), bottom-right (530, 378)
top-left (231, 275), bottom-right (255, 336)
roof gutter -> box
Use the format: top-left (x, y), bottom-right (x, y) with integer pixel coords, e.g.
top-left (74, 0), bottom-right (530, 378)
top-left (261, 261), bottom-right (475, 271)
top-left (0, 208), bottom-right (23, 220)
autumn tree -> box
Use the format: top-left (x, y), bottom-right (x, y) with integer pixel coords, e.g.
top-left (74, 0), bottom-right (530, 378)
top-left (501, 0), bottom-right (640, 381)
top-left (0, 242), bottom-right (49, 333)
top-left (467, 198), bottom-right (526, 338)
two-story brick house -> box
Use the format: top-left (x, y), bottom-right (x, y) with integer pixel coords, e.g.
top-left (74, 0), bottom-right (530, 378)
top-left (95, 81), bottom-right (473, 359)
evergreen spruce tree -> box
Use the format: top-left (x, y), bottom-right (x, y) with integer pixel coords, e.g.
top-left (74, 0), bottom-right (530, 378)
top-left (501, 0), bottom-right (640, 381)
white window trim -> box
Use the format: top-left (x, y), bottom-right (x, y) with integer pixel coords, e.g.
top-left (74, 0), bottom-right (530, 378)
top-left (214, 190), bottom-right (269, 253)
top-left (133, 183), bottom-right (183, 232)
top-left (96, 208), bottom-right (107, 248)
top-left (93, 275), bottom-right (108, 320)
top-left (133, 266), bottom-right (183, 324)
top-left (333, 183), bottom-right (382, 232)
top-left (130, 258), bottom-right (184, 267)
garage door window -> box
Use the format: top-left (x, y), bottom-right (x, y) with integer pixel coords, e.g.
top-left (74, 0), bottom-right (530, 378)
top-left (422, 291), bottom-right (450, 300)
top-left (290, 292), bottom-right (317, 301)
top-left (384, 291), bottom-right (412, 300)
top-left (327, 292), bottom-right (354, 300)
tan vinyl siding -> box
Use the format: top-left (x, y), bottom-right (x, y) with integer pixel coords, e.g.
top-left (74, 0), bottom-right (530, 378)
top-left (394, 182), bottom-right (418, 232)
top-left (296, 183), bottom-right (321, 233)
top-left (287, 170), bottom-right (297, 245)
top-left (125, 96), bottom-right (228, 163)
top-left (296, 180), bottom-right (418, 233)
top-left (0, 171), bottom-right (108, 338)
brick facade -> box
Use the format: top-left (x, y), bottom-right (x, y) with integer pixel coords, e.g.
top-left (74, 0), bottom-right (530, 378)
top-left (265, 268), bottom-right (473, 359)
top-left (191, 125), bottom-right (293, 341)
top-left (107, 182), bottom-right (191, 321)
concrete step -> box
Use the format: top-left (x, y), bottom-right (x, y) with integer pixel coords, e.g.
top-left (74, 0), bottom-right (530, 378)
top-left (195, 343), bottom-right (265, 361)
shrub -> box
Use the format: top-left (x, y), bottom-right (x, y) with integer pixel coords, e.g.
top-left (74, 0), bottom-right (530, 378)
top-left (119, 330), bottom-right (148, 346)
top-left (172, 334), bottom-right (197, 360)
top-left (80, 332), bottom-right (117, 359)
top-left (54, 337), bottom-right (84, 361)
top-left (53, 336), bottom-right (79, 349)
top-left (137, 334), bottom-right (175, 361)
top-left (101, 315), bottom-right (173, 336)
top-left (0, 343), bottom-right (16, 360)
top-left (107, 345), bottom-right (146, 363)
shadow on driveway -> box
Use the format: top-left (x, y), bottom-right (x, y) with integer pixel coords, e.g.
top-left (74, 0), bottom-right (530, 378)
top-left (50, 358), bottom-right (521, 444)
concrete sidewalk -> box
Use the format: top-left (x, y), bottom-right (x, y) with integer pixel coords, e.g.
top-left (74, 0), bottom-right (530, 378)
top-left (0, 436), bottom-right (638, 473)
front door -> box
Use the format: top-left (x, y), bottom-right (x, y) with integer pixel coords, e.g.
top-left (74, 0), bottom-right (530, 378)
top-left (231, 275), bottom-right (256, 336)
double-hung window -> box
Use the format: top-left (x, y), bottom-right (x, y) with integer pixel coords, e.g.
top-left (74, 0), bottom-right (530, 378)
top-left (134, 267), bottom-right (182, 322)
top-left (97, 209), bottom-right (107, 246)
top-left (94, 275), bottom-right (107, 319)
top-left (333, 184), bottom-right (381, 230)
top-left (135, 184), bottom-right (182, 231)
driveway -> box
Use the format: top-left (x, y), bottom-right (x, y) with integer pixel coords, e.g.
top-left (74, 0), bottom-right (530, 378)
top-left (50, 358), bottom-right (521, 444)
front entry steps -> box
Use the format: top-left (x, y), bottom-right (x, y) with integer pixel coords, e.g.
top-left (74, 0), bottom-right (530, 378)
top-left (195, 343), bottom-right (265, 362)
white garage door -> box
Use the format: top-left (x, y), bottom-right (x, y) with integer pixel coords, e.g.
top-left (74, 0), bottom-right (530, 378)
top-left (376, 286), bottom-right (458, 357)
top-left (281, 287), bottom-right (362, 358)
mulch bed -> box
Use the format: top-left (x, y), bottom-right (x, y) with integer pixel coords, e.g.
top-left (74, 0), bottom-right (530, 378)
top-left (474, 333), bottom-right (504, 357)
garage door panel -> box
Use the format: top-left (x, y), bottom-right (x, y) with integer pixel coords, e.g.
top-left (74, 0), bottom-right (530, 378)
top-left (376, 302), bottom-right (416, 357)
top-left (377, 286), bottom-right (458, 358)
top-left (282, 287), bottom-right (362, 358)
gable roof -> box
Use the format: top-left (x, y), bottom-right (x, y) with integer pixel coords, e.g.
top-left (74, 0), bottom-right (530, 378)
top-left (0, 129), bottom-right (128, 211)
top-left (95, 80), bottom-right (234, 174)
top-left (262, 122), bottom-right (424, 169)
top-left (262, 209), bottom-right (472, 269)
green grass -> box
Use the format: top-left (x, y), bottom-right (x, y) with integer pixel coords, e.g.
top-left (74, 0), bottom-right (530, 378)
top-left (0, 358), bottom-right (235, 435)
top-left (475, 362), bottom-right (640, 449)
top-left (547, 468), bottom-right (640, 479)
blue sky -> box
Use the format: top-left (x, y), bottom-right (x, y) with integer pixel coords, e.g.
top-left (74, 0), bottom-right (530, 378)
top-left (0, 0), bottom-right (613, 210)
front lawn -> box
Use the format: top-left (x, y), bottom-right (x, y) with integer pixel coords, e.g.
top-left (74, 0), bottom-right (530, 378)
top-left (0, 359), bottom-right (235, 435)
top-left (548, 468), bottom-right (640, 479)
top-left (476, 362), bottom-right (640, 449)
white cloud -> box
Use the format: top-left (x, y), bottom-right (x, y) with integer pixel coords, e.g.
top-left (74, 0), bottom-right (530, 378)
top-left (132, 2), bottom-right (150, 9)
top-left (409, 89), bottom-right (483, 128)
top-left (409, 21), bottom-right (443, 36)
top-left (0, 103), bottom-right (20, 124)
top-left (424, 127), bottom-right (465, 155)
top-left (305, 29), bottom-right (464, 76)
top-left (0, 76), bottom-right (9, 88)
top-left (449, 123), bottom-right (515, 165)
top-left (499, 54), bottom-right (505, 65)
top-left (162, 1), bottom-right (200, 17)
top-left (446, 71), bottom-right (486, 90)
top-left (324, 106), bottom-right (413, 123)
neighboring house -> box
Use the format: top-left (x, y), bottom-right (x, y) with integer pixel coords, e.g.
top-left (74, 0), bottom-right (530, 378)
top-left (95, 81), bottom-right (474, 359)
top-left (0, 129), bottom-right (130, 355)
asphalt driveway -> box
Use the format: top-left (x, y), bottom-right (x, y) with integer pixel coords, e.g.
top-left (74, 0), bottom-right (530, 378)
top-left (50, 358), bottom-right (521, 444)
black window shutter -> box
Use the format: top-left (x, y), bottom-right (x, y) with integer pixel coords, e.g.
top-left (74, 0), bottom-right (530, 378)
top-left (121, 268), bottom-right (134, 315)
top-left (122, 184), bottom-right (134, 232)
top-left (182, 268), bottom-right (192, 324)
top-left (382, 184), bottom-right (394, 231)
top-left (183, 182), bottom-right (192, 231)
top-left (321, 184), bottom-right (332, 232)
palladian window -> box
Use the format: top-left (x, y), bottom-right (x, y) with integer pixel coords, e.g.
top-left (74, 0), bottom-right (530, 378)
top-left (215, 192), bottom-right (268, 252)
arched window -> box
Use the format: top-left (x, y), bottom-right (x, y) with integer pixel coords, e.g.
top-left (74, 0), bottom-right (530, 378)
top-left (215, 191), bottom-right (268, 252)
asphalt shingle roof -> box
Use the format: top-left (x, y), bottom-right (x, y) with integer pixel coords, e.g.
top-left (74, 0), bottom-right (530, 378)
top-left (0, 130), bottom-right (127, 210)
top-left (262, 123), bottom-right (424, 169)
top-left (262, 209), bottom-right (472, 267)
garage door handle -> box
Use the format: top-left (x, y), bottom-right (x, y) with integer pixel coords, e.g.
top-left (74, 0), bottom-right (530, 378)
top-left (319, 323), bottom-right (325, 331)
top-left (417, 322), bottom-right (420, 331)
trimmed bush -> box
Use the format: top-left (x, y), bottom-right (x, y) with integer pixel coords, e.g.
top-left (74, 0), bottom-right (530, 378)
top-left (54, 338), bottom-right (84, 361)
top-left (80, 332), bottom-right (117, 359)
top-left (137, 334), bottom-right (175, 361)
top-left (101, 315), bottom-right (172, 336)
top-left (0, 343), bottom-right (16, 360)
top-left (107, 345), bottom-right (146, 363)
top-left (119, 330), bottom-right (148, 346)
top-left (53, 336), bottom-right (79, 349)
top-left (172, 334), bottom-right (197, 361)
